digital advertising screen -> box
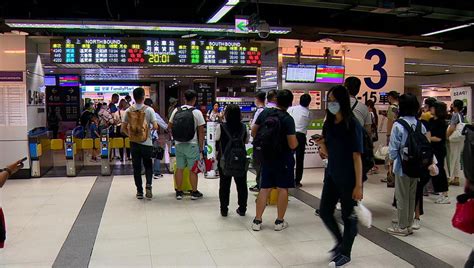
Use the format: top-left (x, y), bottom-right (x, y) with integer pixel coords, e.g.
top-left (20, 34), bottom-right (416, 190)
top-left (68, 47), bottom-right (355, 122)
top-left (58, 75), bottom-right (80, 87)
top-left (44, 76), bottom-right (57, 86)
top-left (285, 64), bottom-right (317, 83)
top-left (316, 65), bottom-right (345, 84)
top-left (51, 38), bottom-right (262, 66)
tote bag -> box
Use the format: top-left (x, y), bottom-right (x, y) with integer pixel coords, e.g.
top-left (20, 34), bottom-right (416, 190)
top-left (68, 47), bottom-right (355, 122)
top-left (449, 114), bottom-right (466, 143)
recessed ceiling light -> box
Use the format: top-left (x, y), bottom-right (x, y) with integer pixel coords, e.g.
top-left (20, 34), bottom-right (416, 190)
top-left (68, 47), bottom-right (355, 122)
top-left (445, 69), bottom-right (450, 72)
top-left (215, 71), bottom-right (219, 74)
top-left (429, 46), bottom-right (443, 51)
top-left (49, 70), bottom-right (54, 73)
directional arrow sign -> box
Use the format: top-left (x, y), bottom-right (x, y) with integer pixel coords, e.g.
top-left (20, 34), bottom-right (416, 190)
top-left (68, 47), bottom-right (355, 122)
top-left (235, 18), bottom-right (249, 34)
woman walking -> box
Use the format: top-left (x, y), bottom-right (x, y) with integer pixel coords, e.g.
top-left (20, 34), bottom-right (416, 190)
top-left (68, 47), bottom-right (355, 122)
top-left (215, 104), bottom-right (249, 217)
top-left (316, 85), bottom-right (364, 267)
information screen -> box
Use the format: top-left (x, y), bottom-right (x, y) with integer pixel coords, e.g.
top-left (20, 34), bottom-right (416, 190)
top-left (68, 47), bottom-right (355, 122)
top-left (58, 75), bottom-right (80, 87)
top-left (44, 76), bottom-right (57, 86)
top-left (51, 38), bottom-right (262, 66)
top-left (316, 65), bottom-right (345, 84)
top-left (285, 64), bottom-right (317, 83)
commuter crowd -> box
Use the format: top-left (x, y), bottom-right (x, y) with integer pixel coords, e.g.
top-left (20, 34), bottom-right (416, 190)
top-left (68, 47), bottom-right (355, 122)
top-left (1, 81), bottom-right (473, 267)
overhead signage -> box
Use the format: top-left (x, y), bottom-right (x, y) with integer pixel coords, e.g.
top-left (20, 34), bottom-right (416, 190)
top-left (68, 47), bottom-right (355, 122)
top-left (235, 18), bottom-right (249, 34)
top-left (50, 38), bottom-right (262, 66)
top-left (0, 71), bottom-right (23, 82)
top-left (46, 86), bottom-right (81, 122)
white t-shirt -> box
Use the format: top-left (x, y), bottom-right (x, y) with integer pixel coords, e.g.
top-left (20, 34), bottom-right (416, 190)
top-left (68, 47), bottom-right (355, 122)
top-left (169, 105), bottom-right (206, 144)
top-left (122, 104), bottom-right (158, 146)
top-left (288, 105), bottom-right (311, 134)
top-left (350, 97), bottom-right (372, 127)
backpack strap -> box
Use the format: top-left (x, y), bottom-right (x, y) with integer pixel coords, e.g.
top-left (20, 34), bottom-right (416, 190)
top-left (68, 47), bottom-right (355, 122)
top-left (351, 99), bottom-right (358, 111)
top-left (395, 118), bottom-right (414, 133)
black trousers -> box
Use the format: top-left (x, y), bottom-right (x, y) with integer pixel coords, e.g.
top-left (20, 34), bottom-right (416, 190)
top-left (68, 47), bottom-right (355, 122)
top-left (431, 150), bottom-right (448, 193)
top-left (295, 132), bottom-right (307, 184)
top-left (131, 142), bottom-right (153, 193)
top-left (415, 174), bottom-right (431, 216)
top-left (319, 177), bottom-right (358, 258)
top-left (218, 166), bottom-right (248, 212)
top-left (465, 250), bottom-right (474, 268)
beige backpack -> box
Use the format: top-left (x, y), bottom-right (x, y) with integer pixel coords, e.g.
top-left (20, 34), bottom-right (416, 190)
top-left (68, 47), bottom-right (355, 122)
top-left (128, 106), bottom-right (149, 142)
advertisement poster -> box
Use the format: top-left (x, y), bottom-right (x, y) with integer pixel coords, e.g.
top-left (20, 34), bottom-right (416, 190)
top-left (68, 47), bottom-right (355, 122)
top-left (291, 90), bottom-right (305, 107)
top-left (304, 130), bottom-right (324, 168)
top-left (308, 90), bottom-right (321, 110)
top-left (451, 86), bottom-right (472, 123)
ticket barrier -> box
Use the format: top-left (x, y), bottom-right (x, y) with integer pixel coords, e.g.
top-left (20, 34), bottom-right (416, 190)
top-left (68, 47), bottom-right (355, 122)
top-left (65, 135), bottom-right (83, 177)
top-left (28, 128), bottom-right (53, 177)
top-left (100, 132), bottom-right (111, 176)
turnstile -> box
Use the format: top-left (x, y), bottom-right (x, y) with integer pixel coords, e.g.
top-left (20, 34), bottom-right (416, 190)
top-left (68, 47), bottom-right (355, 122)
top-left (65, 135), bottom-right (77, 177)
top-left (100, 132), bottom-right (111, 176)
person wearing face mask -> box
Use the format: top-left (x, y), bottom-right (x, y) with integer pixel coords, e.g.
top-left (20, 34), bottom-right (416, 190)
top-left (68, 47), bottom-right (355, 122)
top-left (316, 85), bottom-right (364, 267)
top-left (447, 99), bottom-right (466, 186)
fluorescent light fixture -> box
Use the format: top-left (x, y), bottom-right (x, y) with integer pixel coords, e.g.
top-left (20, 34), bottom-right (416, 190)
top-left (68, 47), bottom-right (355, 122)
top-left (181, 33), bottom-right (197, 38)
top-left (429, 46), bottom-right (443, 51)
top-left (207, 0), bottom-right (240, 24)
top-left (4, 50), bottom-right (25, 54)
top-left (422, 23), bottom-right (474, 36)
top-left (5, 19), bottom-right (290, 35)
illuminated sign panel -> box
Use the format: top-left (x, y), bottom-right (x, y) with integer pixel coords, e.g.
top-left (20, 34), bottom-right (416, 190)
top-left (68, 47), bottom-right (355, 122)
top-left (51, 38), bottom-right (261, 66)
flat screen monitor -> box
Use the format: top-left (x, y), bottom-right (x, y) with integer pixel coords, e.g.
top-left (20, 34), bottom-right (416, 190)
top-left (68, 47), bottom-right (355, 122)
top-left (58, 75), bottom-right (80, 87)
top-left (316, 65), bottom-right (345, 84)
top-left (285, 64), bottom-right (317, 83)
top-left (44, 76), bottom-right (56, 86)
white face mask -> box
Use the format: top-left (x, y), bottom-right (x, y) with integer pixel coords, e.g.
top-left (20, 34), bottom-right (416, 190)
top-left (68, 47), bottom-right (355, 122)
top-left (327, 101), bottom-right (340, 115)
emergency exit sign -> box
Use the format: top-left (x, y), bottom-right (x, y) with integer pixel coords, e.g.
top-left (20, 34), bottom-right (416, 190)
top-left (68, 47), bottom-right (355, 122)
top-left (235, 18), bottom-right (249, 33)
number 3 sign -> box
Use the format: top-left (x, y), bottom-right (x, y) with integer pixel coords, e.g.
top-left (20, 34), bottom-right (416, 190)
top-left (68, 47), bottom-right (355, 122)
top-left (345, 44), bottom-right (404, 101)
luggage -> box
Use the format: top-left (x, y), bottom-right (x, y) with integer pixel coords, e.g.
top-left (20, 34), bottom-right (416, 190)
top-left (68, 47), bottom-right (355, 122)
top-left (173, 162), bottom-right (192, 192)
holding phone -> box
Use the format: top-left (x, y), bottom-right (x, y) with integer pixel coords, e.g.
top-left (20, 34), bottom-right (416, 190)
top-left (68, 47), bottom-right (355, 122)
top-left (311, 134), bottom-right (322, 140)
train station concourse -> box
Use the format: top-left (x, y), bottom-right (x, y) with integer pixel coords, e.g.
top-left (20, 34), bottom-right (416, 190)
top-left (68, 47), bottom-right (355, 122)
top-left (0, 0), bottom-right (473, 267)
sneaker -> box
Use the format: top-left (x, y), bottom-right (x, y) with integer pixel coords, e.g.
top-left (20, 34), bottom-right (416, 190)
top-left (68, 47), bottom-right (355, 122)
top-left (380, 177), bottom-right (388, 183)
top-left (315, 209), bottom-right (320, 216)
top-left (153, 174), bottom-right (163, 179)
top-left (274, 219), bottom-right (289, 231)
top-left (249, 185), bottom-right (260, 192)
top-left (296, 183), bottom-right (303, 188)
top-left (329, 254), bottom-right (351, 267)
top-left (145, 185), bottom-right (152, 199)
top-left (449, 178), bottom-right (460, 186)
top-left (412, 219), bottom-right (421, 230)
top-left (435, 195), bottom-right (451, 204)
top-left (251, 218), bottom-right (262, 231)
top-left (387, 225), bottom-right (410, 236)
top-left (191, 190), bottom-right (203, 200)
top-left (136, 192), bottom-right (144, 199)
top-left (175, 190), bottom-right (184, 200)
top-left (236, 208), bottom-right (246, 216)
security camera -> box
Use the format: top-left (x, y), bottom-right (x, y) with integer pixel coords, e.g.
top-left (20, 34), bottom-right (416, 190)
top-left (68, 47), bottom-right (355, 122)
top-left (257, 20), bottom-right (270, 38)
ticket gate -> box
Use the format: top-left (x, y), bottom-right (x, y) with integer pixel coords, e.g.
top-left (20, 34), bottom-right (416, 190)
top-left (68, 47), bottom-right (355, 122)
top-left (28, 128), bottom-right (53, 177)
top-left (65, 135), bottom-right (78, 177)
top-left (100, 132), bottom-right (111, 176)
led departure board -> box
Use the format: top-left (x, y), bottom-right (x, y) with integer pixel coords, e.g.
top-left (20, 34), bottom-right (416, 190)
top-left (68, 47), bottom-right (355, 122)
top-left (50, 38), bottom-right (262, 66)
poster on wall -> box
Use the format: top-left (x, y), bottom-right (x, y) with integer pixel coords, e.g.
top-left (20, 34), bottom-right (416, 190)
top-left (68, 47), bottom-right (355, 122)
top-left (308, 90), bottom-right (321, 110)
top-left (291, 90), bottom-right (305, 107)
top-left (451, 86), bottom-right (472, 123)
top-left (0, 83), bottom-right (27, 126)
top-left (304, 129), bottom-right (324, 168)
top-left (345, 44), bottom-right (404, 105)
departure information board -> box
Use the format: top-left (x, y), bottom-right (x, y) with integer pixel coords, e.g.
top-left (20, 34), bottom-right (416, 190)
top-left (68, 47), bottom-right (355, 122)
top-left (50, 38), bottom-right (262, 66)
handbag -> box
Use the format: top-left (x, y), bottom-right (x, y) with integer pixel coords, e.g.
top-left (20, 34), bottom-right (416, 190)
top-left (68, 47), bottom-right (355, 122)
top-left (449, 114), bottom-right (466, 142)
top-left (452, 196), bottom-right (474, 234)
top-left (355, 202), bottom-right (372, 228)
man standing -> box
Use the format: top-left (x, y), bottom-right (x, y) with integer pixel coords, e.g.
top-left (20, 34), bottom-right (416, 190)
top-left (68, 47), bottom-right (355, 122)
top-left (251, 89), bottom-right (298, 231)
top-left (121, 88), bottom-right (159, 200)
top-left (344, 77), bottom-right (372, 135)
top-left (249, 91), bottom-right (267, 192)
top-left (169, 90), bottom-right (206, 200)
top-left (266, 89), bottom-right (277, 108)
top-left (109, 93), bottom-right (119, 113)
top-left (288, 93), bottom-right (312, 188)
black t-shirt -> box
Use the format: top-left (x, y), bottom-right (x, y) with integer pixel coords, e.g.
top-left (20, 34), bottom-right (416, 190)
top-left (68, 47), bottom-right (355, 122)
top-left (255, 108), bottom-right (296, 155)
top-left (323, 117), bottom-right (364, 188)
top-left (80, 110), bottom-right (93, 127)
top-left (429, 118), bottom-right (447, 154)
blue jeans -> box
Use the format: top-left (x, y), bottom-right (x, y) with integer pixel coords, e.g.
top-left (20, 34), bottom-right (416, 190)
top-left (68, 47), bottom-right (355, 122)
top-left (154, 158), bottom-right (161, 175)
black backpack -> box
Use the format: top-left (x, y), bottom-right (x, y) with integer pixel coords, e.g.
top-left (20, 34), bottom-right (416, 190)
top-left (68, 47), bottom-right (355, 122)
top-left (253, 109), bottom-right (283, 162)
top-left (396, 119), bottom-right (434, 178)
top-left (219, 124), bottom-right (248, 177)
top-left (172, 107), bottom-right (196, 142)
top-left (462, 124), bottom-right (474, 183)
top-left (351, 101), bottom-right (375, 181)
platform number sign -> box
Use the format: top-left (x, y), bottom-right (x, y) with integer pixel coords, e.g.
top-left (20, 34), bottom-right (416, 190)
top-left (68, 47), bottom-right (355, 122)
top-left (364, 49), bottom-right (388, 90)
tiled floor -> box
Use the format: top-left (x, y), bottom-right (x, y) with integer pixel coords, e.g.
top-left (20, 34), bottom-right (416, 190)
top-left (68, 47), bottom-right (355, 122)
top-left (0, 167), bottom-right (470, 267)
top-left (299, 167), bottom-right (474, 268)
top-left (0, 177), bottom-right (96, 267)
top-left (89, 174), bottom-right (411, 268)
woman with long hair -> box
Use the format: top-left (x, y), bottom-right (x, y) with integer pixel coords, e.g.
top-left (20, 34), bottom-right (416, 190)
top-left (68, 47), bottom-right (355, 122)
top-left (316, 85), bottom-right (363, 267)
top-left (215, 104), bottom-right (249, 217)
top-left (430, 101), bottom-right (450, 204)
top-left (447, 99), bottom-right (465, 186)
top-left (117, 99), bottom-right (131, 161)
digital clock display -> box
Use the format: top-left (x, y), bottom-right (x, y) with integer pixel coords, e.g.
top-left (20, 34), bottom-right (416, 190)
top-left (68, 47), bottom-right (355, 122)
top-left (50, 38), bottom-right (262, 66)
